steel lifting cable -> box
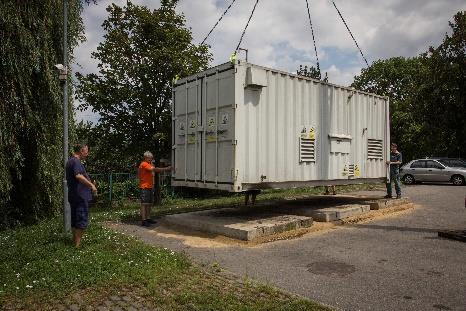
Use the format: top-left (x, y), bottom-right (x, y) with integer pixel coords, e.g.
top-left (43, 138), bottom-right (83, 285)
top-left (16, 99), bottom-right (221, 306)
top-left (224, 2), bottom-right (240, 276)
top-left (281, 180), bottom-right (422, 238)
top-left (331, 0), bottom-right (369, 67)
top-left (235, 0), bottom-right (261, 53)
top-left (201, 0), bottom-right (238, 45)
top-left (305, 0), bottom-right (321, 75)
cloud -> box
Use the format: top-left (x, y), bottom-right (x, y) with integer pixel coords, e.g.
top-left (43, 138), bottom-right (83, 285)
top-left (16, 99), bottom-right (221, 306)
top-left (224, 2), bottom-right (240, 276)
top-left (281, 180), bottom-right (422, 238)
top-left (73, 0), bottom-right (465, 121)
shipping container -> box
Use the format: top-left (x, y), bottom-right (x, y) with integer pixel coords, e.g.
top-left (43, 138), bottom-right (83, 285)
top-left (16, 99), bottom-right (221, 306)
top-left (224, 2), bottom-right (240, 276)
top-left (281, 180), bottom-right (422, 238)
top-left (171, 61), bottom-right (390, 192)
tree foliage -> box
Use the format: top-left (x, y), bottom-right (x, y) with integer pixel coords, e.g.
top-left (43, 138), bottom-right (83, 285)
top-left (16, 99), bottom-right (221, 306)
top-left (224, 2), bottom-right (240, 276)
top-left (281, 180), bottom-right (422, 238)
top-left (296, 64), bottom-right (322, 80)
top-left (75, 120), bottom-right (133, 173)
top-left (413, 11), bottom-right (466, 158)
top-left (352, 11), bottom-right (466, 161)
top-left (296, 64), bottom-right (330, 83)
top-left (0, 0), bottom-right (85, 227)
top-left (76, 0), bottom-right (212, 172)
top-left (352, 57), bottom-right (424, 160)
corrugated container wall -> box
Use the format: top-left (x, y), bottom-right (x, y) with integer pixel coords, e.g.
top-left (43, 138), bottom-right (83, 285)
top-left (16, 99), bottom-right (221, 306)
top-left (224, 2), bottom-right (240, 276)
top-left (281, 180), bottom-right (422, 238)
top-left (172, 61), bottom-right (390, 192)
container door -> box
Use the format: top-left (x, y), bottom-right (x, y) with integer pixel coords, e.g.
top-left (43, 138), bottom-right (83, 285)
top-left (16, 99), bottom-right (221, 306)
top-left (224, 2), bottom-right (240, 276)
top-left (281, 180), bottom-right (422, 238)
top-left (326, 86), bottom-right (352, 180)
top-left (187, 79), bottom-right (203, 182)
top-left (202, 70), bottom-right (235, 185)
top-left (173, 79), bottom-right (202, 182)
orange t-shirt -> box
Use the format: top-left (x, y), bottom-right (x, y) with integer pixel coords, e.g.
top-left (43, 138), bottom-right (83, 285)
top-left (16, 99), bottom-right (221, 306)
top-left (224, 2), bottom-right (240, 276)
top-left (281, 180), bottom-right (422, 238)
top-left (138, 161), bottom-right (154, 189)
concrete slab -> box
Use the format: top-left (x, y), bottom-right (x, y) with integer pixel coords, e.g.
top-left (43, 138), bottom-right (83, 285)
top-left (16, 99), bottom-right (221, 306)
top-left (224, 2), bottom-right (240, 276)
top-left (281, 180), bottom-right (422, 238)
top-left (299, 204), bottom-right (370, 222)
top-left (164, 208), bottom-right (313, 241)
top-left (368, 197), bottom-right (410, 210)
top-left (162, 195), bottom-right (413, 239)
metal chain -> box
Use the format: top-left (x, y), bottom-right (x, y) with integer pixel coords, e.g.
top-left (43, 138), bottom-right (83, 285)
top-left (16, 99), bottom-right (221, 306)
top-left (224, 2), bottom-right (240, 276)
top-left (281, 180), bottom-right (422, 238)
top-left (235, 0), bottom-right (261, 53)
top-left (201, 0), bottom-right (238, 45)
top-left (331, 0), bottom-right (369, 67)
top-left (305, 0), bottom-right (321, 75)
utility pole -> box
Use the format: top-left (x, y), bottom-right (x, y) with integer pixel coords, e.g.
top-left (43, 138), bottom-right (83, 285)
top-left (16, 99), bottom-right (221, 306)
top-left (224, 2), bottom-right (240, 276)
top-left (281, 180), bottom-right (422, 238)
top-left (63, 0), bottom-right (71, 232)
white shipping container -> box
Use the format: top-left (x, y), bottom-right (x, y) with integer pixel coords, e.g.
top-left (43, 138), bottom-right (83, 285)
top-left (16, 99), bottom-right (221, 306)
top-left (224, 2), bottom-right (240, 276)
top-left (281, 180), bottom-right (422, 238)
top-left (171, 61), bottom-right (390, 192)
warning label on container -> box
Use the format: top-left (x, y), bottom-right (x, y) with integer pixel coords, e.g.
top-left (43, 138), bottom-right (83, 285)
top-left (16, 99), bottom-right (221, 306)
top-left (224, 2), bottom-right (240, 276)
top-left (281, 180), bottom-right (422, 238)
top-left (207, 117), bottom-right (217, 142)
top-left (342, 165), bottom-right (348, 176)
top-left (207, 135), bottom-right (217, 142)
top-left (188, 134), bottom-right (196, 144)
top-left (300, 126), bottom-right (316, 140)
top-left (354, 165), bottom-right (360, 177)
top-left (221, 113), bottom-right (229, 125)
top-left (208, 117), bottom-right (216, 128)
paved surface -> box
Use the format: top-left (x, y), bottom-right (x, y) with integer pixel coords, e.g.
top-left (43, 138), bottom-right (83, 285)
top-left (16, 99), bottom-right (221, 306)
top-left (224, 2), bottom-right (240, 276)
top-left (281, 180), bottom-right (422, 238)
top-left (114, 185), bottom-right (466, 311)
top-left (55, 289), bottom-right (156, 311)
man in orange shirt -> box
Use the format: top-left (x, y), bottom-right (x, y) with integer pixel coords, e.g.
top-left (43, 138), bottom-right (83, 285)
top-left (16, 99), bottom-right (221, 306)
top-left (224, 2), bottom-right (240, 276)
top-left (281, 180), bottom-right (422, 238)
top-left (138, 151), bottom-right (171, 226)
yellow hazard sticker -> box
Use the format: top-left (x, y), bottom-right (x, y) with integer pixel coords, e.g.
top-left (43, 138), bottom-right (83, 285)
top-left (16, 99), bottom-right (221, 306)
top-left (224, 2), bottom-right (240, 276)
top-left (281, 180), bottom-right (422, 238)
top-left (188, 135), bottom-right (196, 144)
top-left (300, 126), bottom-right (316, 139)
top-left (354, 165), bottom-right (360, 177)
top-left (207, 135), bottom-right (217, 142)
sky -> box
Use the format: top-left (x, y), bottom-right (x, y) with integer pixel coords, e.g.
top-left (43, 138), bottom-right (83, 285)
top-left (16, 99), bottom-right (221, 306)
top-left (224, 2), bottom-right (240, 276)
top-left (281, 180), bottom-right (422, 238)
top-left (73, 0), bottom-right (466, 122)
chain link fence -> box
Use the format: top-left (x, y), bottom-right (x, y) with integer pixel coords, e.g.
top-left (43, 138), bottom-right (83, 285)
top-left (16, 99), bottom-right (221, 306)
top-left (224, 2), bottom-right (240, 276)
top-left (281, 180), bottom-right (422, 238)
top-left (89, 172), bottom-right (172, 206)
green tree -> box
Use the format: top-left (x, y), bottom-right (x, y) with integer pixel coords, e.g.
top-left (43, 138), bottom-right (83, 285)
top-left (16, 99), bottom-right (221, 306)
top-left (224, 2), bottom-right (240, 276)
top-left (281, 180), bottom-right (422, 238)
top-left (0, 1), bottom-right (85, 227)
top-left (413, 11), bottom-right (466, 158)
top-left (76, 0), bottom-right (211, 171)
top-left (352, 11), bottom-right (466, 160)
top-left (351, 57), bottom-right (424, 161)
top-left (297, 64), bottom-right (322, 80)
top-left (75, 120), bottom-right (135, 173)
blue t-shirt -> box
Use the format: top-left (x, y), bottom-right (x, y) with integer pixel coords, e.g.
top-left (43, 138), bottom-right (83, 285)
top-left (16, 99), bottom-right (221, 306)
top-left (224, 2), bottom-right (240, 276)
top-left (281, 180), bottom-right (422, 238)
top-left (390, 152), bottom-right (402, 174)
top-left (66, 157), bottom-right (92, 202)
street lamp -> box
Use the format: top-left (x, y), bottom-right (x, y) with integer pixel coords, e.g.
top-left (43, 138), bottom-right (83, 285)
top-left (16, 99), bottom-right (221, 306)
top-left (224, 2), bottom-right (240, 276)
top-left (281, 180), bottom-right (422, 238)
top-left (54, 64), bottom-right (68, 81)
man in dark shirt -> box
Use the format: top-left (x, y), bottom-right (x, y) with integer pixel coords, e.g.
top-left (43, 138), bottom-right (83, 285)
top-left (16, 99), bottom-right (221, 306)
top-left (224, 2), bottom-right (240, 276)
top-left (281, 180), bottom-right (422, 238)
top-left (385, 143), bottom-right (402, 199)
top-left (66, 144), bottom-right (97, 247)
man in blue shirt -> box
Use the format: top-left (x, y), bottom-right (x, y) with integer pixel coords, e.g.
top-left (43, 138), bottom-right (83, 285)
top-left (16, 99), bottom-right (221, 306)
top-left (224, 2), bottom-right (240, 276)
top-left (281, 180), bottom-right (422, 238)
top-left (66, 144), bottom-right (97, 247)
top-left (385, 143), bottom-right (402, 199)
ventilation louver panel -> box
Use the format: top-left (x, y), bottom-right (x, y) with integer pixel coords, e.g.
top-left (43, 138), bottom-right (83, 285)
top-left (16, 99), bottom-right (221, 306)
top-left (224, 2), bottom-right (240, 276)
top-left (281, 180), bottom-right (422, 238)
top-left (367, 139), bottom-right (383, 159)
top-left (348, 164), bottom-right (355, 177)
top-left (299, 137), bottom-right (316, 162)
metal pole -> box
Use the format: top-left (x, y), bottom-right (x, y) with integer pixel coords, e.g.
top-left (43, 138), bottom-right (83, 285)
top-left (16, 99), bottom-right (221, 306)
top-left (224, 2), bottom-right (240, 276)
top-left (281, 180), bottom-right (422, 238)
top-left (109, 172), bottom-right (113, 203)
top-left (63, 0), bottom-right (71, 232)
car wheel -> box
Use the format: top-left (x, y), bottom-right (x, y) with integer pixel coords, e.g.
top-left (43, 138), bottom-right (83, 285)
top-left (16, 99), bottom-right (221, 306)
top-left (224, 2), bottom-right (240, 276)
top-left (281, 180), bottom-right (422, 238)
top-left (403, 174), bottom-right (415, 185)
top-left (451, 175), bottom-right (465, 186)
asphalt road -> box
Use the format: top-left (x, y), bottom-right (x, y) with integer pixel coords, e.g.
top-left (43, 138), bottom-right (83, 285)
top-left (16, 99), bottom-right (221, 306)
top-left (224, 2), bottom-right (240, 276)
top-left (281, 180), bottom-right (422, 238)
top-left (116, 185), bottom-right (466, 311)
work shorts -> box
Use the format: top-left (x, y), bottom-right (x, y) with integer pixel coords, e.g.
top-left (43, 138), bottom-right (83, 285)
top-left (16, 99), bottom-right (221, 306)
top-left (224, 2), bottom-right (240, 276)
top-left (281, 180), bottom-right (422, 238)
top-left (70, 200), bottom-right (89, 229)
top-left (140, 188), bottom-right (154, 204)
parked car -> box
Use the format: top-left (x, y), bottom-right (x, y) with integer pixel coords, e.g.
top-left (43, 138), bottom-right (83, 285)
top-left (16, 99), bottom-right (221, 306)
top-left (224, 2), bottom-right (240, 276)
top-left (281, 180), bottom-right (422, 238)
top-left (400, 158), bottom-right (466, 186)
top-left (435, 158), bottom-right (466, 168)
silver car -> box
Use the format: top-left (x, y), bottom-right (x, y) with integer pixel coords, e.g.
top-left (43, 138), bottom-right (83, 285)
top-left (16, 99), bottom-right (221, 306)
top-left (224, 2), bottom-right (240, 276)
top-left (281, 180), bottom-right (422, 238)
top-left (400, 158), bottom-right (466, 186)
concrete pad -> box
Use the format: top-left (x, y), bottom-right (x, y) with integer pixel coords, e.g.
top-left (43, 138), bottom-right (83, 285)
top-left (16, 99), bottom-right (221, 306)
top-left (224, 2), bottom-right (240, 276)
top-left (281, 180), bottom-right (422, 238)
top-left (164, 208), bottom-right (313, 241)
top-left (368, 197), bottom-right (410, 210)
top-left (299, 204), bottom-right (370, 222)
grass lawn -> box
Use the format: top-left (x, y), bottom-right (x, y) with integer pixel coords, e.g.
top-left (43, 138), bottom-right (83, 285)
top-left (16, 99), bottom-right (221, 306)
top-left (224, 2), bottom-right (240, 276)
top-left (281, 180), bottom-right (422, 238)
top-left (0, 184), bottom-right (380, 309)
